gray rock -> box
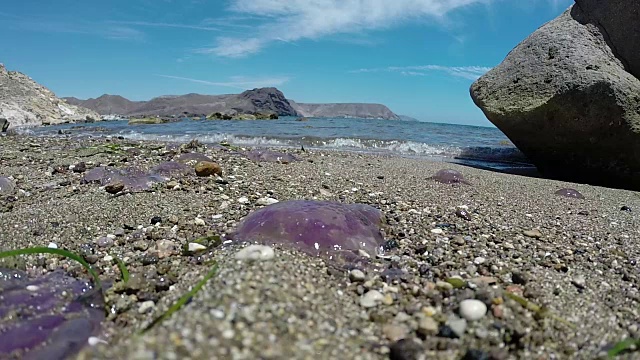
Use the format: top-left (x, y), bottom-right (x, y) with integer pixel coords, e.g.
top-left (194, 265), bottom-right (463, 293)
top-left (470, 4), bottom-right (640, 190)
top-left (0, 64), bottom-right (99, 128)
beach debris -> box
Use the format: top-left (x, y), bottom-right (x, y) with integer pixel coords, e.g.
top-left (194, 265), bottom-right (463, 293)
top-left (244, 149), bottom-right (300, 164)
top-left (554, 188), bottom-right (584, 199)
top-left (431, 169), bottom-right (471, 184)
top-left (228, 200), bottom-right (386, 258)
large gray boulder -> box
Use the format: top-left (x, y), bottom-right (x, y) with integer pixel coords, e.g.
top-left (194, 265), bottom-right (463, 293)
top-left (470, 2), bottom-right (640, 190)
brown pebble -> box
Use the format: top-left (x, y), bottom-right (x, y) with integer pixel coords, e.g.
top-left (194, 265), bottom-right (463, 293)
top-left (105, 181), bottom-right (125, 194)
top-left (194, 161), bottom-right (222, 177)
top-left (492, 305), bottom-right (504, 318)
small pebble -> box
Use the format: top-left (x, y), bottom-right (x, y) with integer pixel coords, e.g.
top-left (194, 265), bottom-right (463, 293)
top-left (382, 324), bottom-right (408, 342)
top-left (237, 196), bottom-right (249, 204)
top-left (571, 275), bottom-right (586, 290)
top-left (447, 317), bottom-right (468, 338)
top-left (235, 245), bottom-right (275, 261)
top-left (194, 218), bottom-right (206, 226)
top-left (47, 242), bottom-right (58, 249)
top-left (523, 229), bottom-right (542, 238)
top-left (187, 242), bottom-right (207, 253)
top-left (349, 269), bottom-right (366, 282)
top-left (257, 197), bottom-right (279, 206)
top-left (431, 228), bottom-right (443, 234)
top-left (360, 290), bottom-right (384, 308)
top-left (459, 299), bottom-right (488, 321)
top-left (473, 256), bottom-right (486, 265)
top-left (417, 316), bottom-right (439, 336)
top-left (138, 300), bottom-right (155, 314)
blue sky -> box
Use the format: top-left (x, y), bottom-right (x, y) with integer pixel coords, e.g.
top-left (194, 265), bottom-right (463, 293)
top-left (0, 0), bottom-right (573, 126)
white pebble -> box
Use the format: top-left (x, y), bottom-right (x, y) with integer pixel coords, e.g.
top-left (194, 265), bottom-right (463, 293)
top-left (138, 300), bottom-right (155, 314)
top-left (473, 256), bottom-right (486, 265)
top-left (194, 218), bottom-right (206, 226)
top-left (47, 242), bottom-right (58, 249)
top-left (256, 197), bottom-right (279, 206)
top-left (349, 269), bottom-right (366, 282)
top-left (26, 285), bottom-right (39, 292)
top-left (459, 299), bottom-right (488, 321)
top-left (235, 245), bottom-right (275, 261)
top-left (211, 214), bottom-right (223, 219)
top-left (188, 242), bottom-right (207, 252)
top-left (237, 196), bottom-right (249, 204)
top-left (88, 337), bottom-right (108, 346)
top-left (103, 255), bottom-right (114, 262)
top-left (431, 228), bottom-right (444, 234)
top-left (360, 290), bottom-right (384, 308)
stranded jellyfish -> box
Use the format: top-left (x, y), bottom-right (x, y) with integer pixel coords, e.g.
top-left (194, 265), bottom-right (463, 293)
top-left (431, 169), bottom-right (471, 185)
top-left (229, 200), bottom-right (386, 258)
top-left (151, 161), bottom-right (194, 178)
top-left (82, 166), bottom-right (166, 192)
top-left (0, 268), bottom-right (104, 359)
top-left (244, 149), bottom-right (300, 164)
top-left (0, 177), bottom-right (15, 194)
top-left (555, 188), bottom-right (584, 199)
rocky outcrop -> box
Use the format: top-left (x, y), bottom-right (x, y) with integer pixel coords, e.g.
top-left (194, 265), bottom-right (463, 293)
top-left (69, 88), bottom-right (401, 120)
top-left (470, 3), bottom-right (640, 190)
top-left (0, 64), bottom-right (99, 128)
top-left (290, 101), bottom-right (400, 120)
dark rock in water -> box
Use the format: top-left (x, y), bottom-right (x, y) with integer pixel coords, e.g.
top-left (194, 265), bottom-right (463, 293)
top-left (430, 169), bottom-right (470, 185)
top-left (470, 2), bottom-right (640, 190)
top-left (244, 149), bottom-right (300, 164)
top-left (0, 176), bottom-right (15, 194)
top-left (229, 200), bottom-right (386, 258)
top-left (0, 268), bottom-right (104, 359)
top-left (175, 152), bottom-right (214, 164)
top-left (555, 188), bottom-right (585, 199)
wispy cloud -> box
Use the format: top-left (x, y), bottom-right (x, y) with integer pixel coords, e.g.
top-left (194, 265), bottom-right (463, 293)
top-left (351, 65), bottom-right (493, 80)
top-left (157, 74), bottom-right (291, 89)
top-left (107, 20), bottom-right (221, 32)
top-left (0, 12), bottom-right (144, 41)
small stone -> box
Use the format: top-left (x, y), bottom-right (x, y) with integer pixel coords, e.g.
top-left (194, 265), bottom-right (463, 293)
top-left (96, 236), bottom-right (114, 248)
top-left (389, 338), bottom-right (423, 360)
top-left (187, 242), bottom-right (207, 253)
top-left (523, 229), bottom-right (542, 238)
top-left (235, 245), bottom-right (275, 261)
top-left (26, 285), bottom-right (39, 292)
top-left (473, 256), bottom-right (486, 265)
top-left (436, 281), bottom-right (454, 291)
top-left (47, 242), bottom-right (58, 249)
top-left (447, 317), bottom-right (468, 338)
top-left (417, 316), bottom-right (439, 336)
top-left (382, 324), bottom-right (409, 342)
top-left (571, 275), bottom-right (586, 290)
top-left (138, 300), bottom-right (155, 314)
top-left (349, 269), bottom-right (366, 282)
top-left (431, 228), bottom-right (443, 234)
top-left (256, 197), bottom-right (279, 206)
top-left (194, 217), bottom-right (206, 226)
top-left (71, 162), bottom-right (87, 173)
top-left (194, 161), bottom-right (222, 177)
top-left (621, 206), bottom-right (632, 212)
top-left (150, 216), bottom-right (162, 225)
top-left (237, 196), bottom-right (249, 204)
top-left (360, 290), bottom-right (384, 308)
top-left (382, 293), bottom-right (394, 305)
top-left (462, 349), bottom-right (490, 360)
top-left (459, 299), bottom-right (488, 321)
top-left (511, 271), bottom-right (528, 285)
top-left (105, 181), bottom-right (125, 194)
top-left (455, 208), bottom-right (472, 221)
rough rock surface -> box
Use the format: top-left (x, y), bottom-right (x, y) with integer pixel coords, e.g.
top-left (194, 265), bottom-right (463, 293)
top-left (470, 4), bottom-right (640, 190)
top-left (0, 64), bottom-right (100, 128)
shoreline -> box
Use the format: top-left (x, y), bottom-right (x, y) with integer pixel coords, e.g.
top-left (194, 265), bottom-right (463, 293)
top-left (1, 134), bottom-right (639, 359)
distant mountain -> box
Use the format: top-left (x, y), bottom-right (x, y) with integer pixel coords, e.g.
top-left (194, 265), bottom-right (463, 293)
top-left (66, 88), bottom-right (401, 120)
top-left (290, 101), bottom-right (400, 120)
top-left (0, 64), bottom-right (99, 128)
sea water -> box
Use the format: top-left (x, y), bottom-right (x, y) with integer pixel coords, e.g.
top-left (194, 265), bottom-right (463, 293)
top-left (24, 117), bottom-right (537, 174)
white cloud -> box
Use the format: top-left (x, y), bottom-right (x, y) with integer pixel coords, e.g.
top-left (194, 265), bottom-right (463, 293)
top-left (204, 0), bottom-right (490, 57)
top-left (351, 65), bottom-right (493, 80)
top-left (157, 74), bottom-right (290, 89)
top-left (107, 20), bottom-right (221, 32)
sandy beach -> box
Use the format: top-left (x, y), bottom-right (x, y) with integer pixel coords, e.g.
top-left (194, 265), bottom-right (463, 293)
top-left (1, 134), bottom-right (639, 359)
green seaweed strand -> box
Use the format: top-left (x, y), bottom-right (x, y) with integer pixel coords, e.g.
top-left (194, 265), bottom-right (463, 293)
top-left (0, 247), bottom-right (102, 289)
top-left (141, 262), bottom-right (219, 334)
